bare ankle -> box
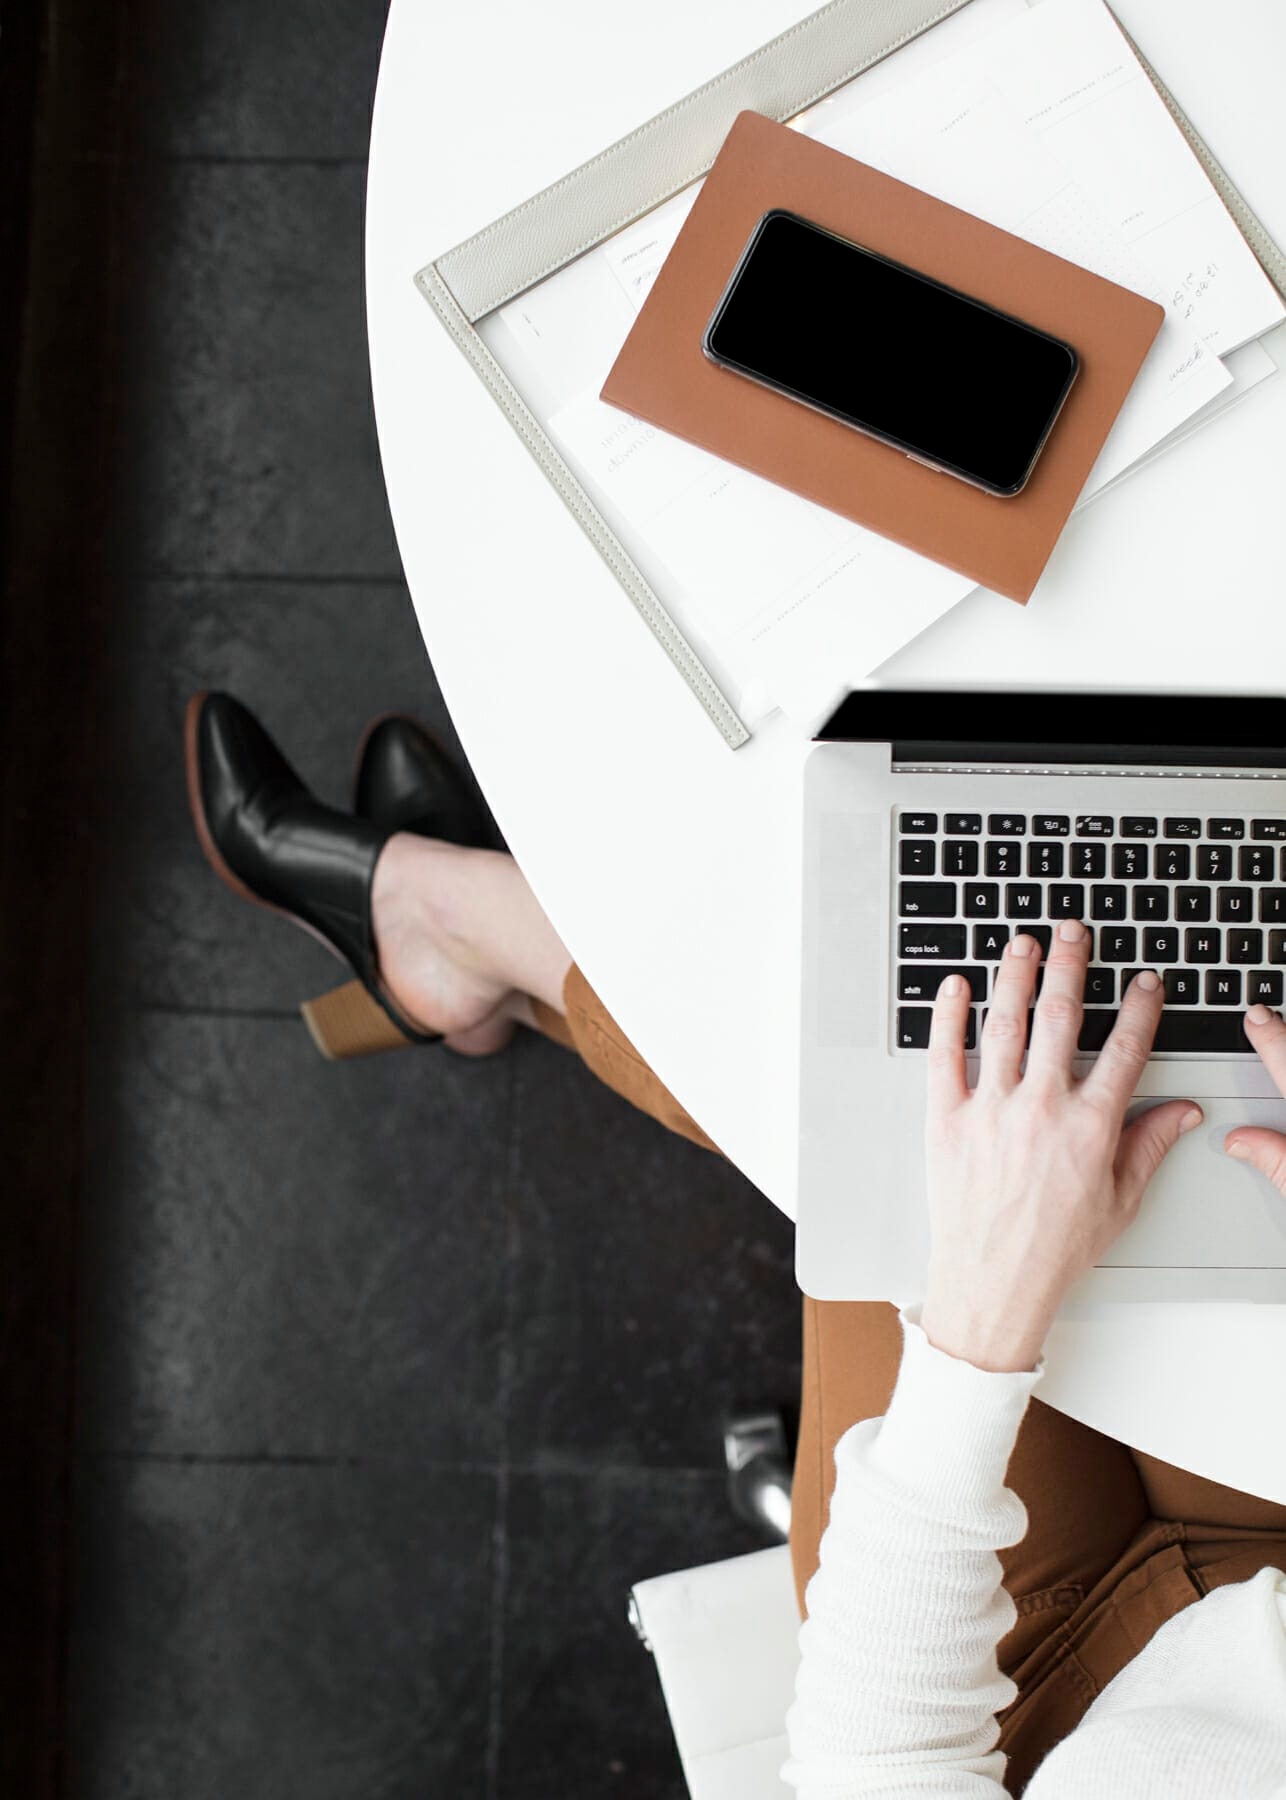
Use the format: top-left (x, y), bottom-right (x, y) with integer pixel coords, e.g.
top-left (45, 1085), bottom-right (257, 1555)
top-left (371, 832), bottom-right (571, 1016)
top-left (372, 835), bottom-right (493, 980)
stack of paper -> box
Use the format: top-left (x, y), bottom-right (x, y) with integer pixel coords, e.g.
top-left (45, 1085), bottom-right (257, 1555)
top-left (795, 0), bottom-right (1283, 494)
top-left (485, 0), bottom-right (1284, 726)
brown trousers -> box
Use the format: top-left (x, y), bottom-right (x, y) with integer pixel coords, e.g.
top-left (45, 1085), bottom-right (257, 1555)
top-left (540, 968), bottom-right (1286, 1794)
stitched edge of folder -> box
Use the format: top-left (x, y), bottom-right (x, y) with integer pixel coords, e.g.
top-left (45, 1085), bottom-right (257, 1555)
top-left (438, 0), bottom-right (969, 320)
top-left (413, 263), bottom-right (752, 751)
top-left (1116, 23), bottom-right (1286, 300)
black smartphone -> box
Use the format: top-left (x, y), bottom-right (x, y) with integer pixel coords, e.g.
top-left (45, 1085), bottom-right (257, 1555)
top-left (702, 209), bottom-right (1079, 498)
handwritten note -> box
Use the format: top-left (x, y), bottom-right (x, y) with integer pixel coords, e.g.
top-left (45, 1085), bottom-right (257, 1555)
top-left (602, 196), bottom-right (695, 312)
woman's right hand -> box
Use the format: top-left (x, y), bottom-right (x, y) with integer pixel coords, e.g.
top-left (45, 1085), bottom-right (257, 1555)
top-left (1224, 1005), bottom-right (1286, 1185)
top-left (919, 923), bottom-right (1201, 1374)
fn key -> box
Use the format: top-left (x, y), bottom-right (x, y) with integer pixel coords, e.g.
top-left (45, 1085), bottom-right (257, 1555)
top-left (897, 1007), bottom-right (977, 1049)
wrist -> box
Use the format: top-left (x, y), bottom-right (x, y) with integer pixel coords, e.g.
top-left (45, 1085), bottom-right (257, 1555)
top-left (919, 1291), bottom-right (1051, 1374)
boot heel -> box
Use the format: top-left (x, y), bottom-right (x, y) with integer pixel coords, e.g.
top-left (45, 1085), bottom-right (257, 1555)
top-left (301, 980), bottom-right (414, 1060)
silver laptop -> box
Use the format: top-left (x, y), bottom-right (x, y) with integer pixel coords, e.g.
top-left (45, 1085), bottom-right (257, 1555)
top-left (797, 689), bottom-right (1286, 1304)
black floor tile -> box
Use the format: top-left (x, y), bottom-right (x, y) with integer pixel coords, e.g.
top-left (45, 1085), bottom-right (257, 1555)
top-left (77, 1011), bottom-right (510, 1463)
top-left (498, 1468), bottom-right (760, 1799)
top-left (507, 1035), bottom-right (800, 1472)
top-left (91, 577), bottom-right (481, 1014)
top-left (120, 161), bottom-right (400, 579)
top-left (130, 0), bottom-right (391, 160)
top-left (67, 1458), bottom-right (494, 1800)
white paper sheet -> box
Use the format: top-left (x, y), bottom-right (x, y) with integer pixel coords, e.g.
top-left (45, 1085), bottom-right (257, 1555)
top-left (804, 0), bottom-right (1283, 358)
top-left (998, 0), bottom-right (1285, 356)
top-left (1086, 337), bottom-right (1278, 503)
top-left (544, 389), bottom-right (971, 725)
top-left (603, 199), bottom-right (694, 313)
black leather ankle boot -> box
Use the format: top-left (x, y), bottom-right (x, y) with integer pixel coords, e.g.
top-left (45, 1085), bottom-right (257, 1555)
top-left (185, 691), bottom-right (453, 1048)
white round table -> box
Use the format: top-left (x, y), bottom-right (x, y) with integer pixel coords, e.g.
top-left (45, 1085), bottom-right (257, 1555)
top-left (367, 0), bottom-right (1286, 1499)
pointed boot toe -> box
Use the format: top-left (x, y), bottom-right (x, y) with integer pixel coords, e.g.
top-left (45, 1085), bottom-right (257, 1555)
top-left (353, 715), bottom-right (491, 847)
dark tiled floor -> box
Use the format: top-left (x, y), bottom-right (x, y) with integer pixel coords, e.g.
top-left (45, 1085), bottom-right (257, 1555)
top-left (70, 1460), bottom-right (496, 1798)
top-left (129, 0), bottom-right (389, 160)
top-left (499, 1472), bottom-right (755, 1800)
top-left (510, 1043), bottom-right (798, 1473)
top-left (77, 1012), bottom-right (510, 1464)
top-left (126, 162), bottom-right (400, 580)
top-left (67, 2), bottom-right (800, 1795)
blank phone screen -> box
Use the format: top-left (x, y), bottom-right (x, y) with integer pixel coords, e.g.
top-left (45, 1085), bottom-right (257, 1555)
top-left (704, 211), bottom-right (1078, 497)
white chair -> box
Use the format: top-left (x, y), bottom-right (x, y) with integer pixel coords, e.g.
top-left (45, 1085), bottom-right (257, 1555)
top-left (629, 1545), bottom-right (801, 1800)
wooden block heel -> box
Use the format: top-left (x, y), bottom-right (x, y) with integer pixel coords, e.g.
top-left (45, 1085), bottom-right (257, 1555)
top-left (301, 980), bottom-right (416, 1060)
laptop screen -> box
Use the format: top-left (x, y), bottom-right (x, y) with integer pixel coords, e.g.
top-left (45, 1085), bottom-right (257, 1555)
top-left (815, 692), bottom-right (1286, 769)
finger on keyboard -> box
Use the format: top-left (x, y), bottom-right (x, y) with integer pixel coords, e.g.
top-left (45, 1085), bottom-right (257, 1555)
top-left (1026, 918), bottom-right (1090, 1084)
top-left (927, 973), bottom-right (971, 1105)
top-left (1084, 968), bottom-right (1163, 1110)
top-left (1244, 1004), bottom-right (1286, 1096)
top-left (978, 934), bottom-right (1041, 1092)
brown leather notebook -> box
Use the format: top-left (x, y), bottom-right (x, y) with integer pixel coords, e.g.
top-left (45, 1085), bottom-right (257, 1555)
top-left (601, 111), bottom-right (1164, 604)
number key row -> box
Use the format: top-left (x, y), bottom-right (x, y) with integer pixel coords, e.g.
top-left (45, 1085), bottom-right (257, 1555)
top-left (901, 833), bottom-right (1286, 881)
top-left (1072, 844), bottom-right (1279, 881)
top-left (1013, 844), bottom-right (1286, 881)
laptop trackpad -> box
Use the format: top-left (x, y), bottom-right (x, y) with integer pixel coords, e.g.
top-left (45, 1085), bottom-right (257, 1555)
top-left (1101, 1097), bottom-right (1286, 1269)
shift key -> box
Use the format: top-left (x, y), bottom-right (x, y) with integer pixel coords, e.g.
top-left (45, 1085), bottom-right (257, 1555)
top-left (899, 881), bottom-right (958, 917)
top-left (899, 922), bottom-right (966, 959)
top-left (898, 965), bottom-right (987, 1002)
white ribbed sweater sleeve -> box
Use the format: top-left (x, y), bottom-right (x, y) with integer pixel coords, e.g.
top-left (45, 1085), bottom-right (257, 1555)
top-left (782, 1307), bottom-right (1043, 1797)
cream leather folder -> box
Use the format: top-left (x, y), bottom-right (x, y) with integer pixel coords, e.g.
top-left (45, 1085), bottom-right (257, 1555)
top-left (414, 0), bottom-right (1286, 750)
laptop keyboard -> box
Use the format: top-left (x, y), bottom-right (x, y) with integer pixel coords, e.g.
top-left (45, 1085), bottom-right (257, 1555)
top-left (894, 809), bottom-right (1286, 1055)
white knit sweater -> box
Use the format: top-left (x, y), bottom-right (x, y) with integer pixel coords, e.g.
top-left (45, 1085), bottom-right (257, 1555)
top-left (783, 1309), bottom-right (1286, 1797)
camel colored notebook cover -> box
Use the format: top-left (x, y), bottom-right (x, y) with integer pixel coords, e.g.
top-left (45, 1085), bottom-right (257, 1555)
top-left (601, 111), bottom-right (1165, 604)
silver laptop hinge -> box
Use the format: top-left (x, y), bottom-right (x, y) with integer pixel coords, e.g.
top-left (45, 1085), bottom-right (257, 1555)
top-left (892, 762), bottom-right (1286, 780)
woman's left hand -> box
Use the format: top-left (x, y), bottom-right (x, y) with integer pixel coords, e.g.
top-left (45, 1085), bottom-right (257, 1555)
top-left (919, 919), bottom-right (1203, 1373)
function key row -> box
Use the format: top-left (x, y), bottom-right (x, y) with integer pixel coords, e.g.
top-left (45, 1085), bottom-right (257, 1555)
top-left (901, 813), bottom-right (1079, 836)
top-left (899, 813), bottom-right (1286, 840)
